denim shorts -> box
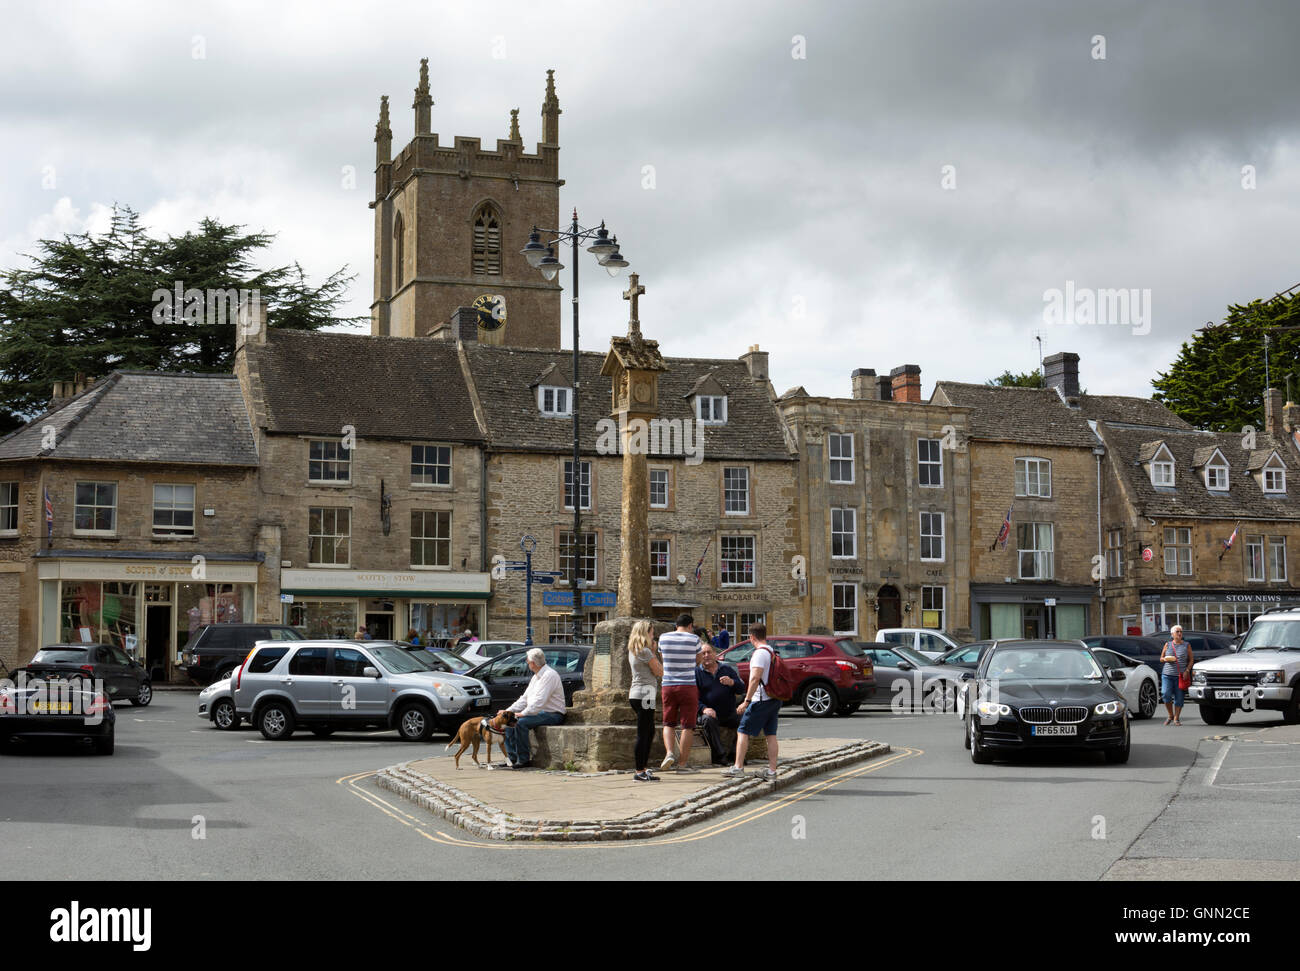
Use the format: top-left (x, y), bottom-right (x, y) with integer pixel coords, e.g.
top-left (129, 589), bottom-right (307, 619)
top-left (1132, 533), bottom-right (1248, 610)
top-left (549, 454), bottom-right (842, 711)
top-left (1161, 673), bottom-right (1185, 707)
top-left (737, 697), bottom-right (781, 736)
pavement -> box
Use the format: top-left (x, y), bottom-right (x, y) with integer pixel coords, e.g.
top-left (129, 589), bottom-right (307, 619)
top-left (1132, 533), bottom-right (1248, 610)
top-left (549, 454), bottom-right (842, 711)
top-left (377, 736), bottom-right (890, 841)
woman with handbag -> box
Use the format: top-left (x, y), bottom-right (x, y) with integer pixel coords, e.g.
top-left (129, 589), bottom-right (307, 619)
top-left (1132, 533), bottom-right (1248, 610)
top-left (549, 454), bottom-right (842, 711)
top-left (627, 620), bottom-right (663, 782)
top-left (1160, 625), bottom-right (1195, 726)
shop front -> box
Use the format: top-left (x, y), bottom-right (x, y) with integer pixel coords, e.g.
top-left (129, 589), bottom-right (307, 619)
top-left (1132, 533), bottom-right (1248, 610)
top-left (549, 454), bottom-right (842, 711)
top-left (34, 552), bottom-right (261, 682)
top-left (971, 584), bottom-right (1095, 640)
top-left (279, 568), bottom-right (491, 646)
top-left (1138, 590), bottom-right (1300, 636)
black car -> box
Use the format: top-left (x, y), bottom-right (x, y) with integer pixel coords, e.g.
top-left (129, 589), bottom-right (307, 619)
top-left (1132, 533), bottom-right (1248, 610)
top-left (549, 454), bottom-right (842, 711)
top-left (932, 640), bottom-right (996, 680)
top-left (961, 639), bottom-right (1131, 764)
top-left (1, 666), bottom-right (117, 754)
top-left (181, 624), bottom-right (304, 685)
top-left (26, 644), bottom-right (152, 707)
top-left (466, 645), bottom-right (590, 710)
top-left (1080, 636), bottom-right (1166, 671)
top-left (1149, 630), bottom-right (1236, 662)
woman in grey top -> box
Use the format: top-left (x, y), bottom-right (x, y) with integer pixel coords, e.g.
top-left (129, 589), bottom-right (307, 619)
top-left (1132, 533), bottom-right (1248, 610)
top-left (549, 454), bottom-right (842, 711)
top-left (1160, 625), bottom-right (1195, 726)
top-left (628, 620), bottom-right (663, 781)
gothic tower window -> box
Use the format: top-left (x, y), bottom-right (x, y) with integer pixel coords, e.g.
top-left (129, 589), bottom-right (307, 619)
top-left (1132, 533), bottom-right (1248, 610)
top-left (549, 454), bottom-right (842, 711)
top-left (472, 203), bottom-right (502, 275)
top-left (393, 211), bottom-right (405, 290)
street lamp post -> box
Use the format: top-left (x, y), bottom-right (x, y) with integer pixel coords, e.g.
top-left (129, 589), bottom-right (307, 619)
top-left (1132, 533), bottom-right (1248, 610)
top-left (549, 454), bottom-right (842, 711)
top-left (521, 211), bottom-right (629, 643)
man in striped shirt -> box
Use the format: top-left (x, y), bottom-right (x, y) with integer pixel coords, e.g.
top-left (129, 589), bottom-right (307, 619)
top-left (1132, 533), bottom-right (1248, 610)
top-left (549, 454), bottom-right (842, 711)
top-left (659, 613), bottom-right (704, 770)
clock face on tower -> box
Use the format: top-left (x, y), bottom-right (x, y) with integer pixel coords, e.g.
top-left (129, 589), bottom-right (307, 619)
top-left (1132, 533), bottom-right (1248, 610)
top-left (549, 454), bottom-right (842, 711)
top-left (473, 293), bottom-right (507, 331)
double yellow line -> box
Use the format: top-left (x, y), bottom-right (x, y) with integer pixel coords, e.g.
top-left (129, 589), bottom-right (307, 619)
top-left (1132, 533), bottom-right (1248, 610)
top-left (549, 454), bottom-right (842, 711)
top-left (336, 746), bottom-right (921, 851)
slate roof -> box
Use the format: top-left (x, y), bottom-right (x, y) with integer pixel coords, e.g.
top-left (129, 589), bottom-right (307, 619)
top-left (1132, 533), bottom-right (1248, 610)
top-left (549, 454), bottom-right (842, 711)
top-left (244, 330), bottom-right (484, 442)
top-left (0, 372), bottom-right (258, 466)
top-left (461, 344), bottom-right (794, 460)
top-left (1071, 394), bottom-right (1193, 430)
top-left (1098, 424), bottom-right (1300, 520)
top-left (930, 383), bottom-right (1100, 448)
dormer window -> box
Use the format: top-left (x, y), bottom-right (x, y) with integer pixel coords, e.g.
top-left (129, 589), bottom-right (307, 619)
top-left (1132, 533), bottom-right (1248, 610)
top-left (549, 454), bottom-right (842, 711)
top-left (1148, 443), bottom-right (1175, 487)
top-left (1196, 446), bottom-right (1230, 492)
top-left (1205, 463), bottom-right (1229, 491)
top-left (1264, 464), bottom-right (1286, 494)
top-left (696, 395), bottom-right (727, 424)
top-left (539, 386), bottom-right (571, 417)
top-left (1249, 450), bottom-right (1287, 494)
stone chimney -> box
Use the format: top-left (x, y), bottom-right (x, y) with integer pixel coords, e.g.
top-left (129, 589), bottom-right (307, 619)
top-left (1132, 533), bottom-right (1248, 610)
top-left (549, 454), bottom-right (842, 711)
top-left (851, 368), bottom-right (876, 400)
top-left (1043, 351), bottom-right (1080, 399)
top-left (890, 365), bottom-right (922, 404)
top-left (235, 290), bottom-right (268, 353)
top-left (741, 344), bottom-right (769, 384)
top-left (1264, 387), bottom-right (1285, 438)
top-left (428, 306), bottom-right (478, 342)
top-left (1284, 399), bottom-right (1300, 436)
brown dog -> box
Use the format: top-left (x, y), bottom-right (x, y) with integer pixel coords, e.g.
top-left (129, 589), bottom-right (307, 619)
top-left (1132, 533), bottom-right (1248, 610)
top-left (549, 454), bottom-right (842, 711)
top-left (445, 710), bottom-right (516, 768)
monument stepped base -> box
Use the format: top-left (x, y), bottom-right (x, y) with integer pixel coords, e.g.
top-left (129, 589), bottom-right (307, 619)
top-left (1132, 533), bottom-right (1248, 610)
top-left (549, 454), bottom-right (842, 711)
top-left (534, 721), bottom-right (766, 773)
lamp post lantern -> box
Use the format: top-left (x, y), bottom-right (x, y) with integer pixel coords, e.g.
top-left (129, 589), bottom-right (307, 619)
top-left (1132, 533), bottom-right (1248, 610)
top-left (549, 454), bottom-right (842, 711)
top-left (521, 210), bottom-right (629, 643)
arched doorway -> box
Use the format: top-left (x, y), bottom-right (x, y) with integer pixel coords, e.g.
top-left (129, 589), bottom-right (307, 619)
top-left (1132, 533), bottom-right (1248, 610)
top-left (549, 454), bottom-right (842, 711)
top-left (877, 585), bottom-right (902, 630)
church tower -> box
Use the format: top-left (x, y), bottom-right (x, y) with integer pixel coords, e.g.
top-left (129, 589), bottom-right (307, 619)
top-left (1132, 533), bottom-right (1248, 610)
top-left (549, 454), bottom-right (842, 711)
top-left (370, 60), bottom-right (563, 347)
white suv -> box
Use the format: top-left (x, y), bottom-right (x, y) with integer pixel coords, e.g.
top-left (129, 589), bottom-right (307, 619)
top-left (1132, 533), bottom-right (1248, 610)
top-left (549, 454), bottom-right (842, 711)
top-left (1188, 608), bottom-right (1300, 726)
top-left (877, 628), bottom-right (961, 660)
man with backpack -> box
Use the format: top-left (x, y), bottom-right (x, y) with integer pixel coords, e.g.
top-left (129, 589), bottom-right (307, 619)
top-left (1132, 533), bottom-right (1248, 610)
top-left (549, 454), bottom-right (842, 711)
top-left (722, 622), bottom-right (785, 781)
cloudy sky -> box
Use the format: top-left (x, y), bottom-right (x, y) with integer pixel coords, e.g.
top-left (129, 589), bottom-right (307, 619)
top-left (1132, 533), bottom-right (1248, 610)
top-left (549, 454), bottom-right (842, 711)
top-left (3, 0), bottom-right (1298, 400)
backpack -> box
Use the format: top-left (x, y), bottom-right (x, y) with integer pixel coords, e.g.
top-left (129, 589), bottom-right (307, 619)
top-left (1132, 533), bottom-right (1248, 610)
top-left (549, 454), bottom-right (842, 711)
top-left (756, 645), bottom-right (795, 702)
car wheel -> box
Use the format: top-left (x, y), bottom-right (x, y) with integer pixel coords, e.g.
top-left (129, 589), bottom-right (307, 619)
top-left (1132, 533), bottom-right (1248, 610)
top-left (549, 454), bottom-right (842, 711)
top-left (1137, 680), bottom-right (1158, 719)
top-left (969, 717), bottom-right (992, 764)
top-left (835, 702), bottom-right (861, 716)
top-left (1104, 731), bottom-right (1131, 764)
top-left (130, 680), bottom-right (153, 707)
top-left (212, 699), bottom-right (239, 730)
top-left (800, 683), bottom-right (837, 718)
top-left (1199, 705), bottom-right (1231, 726)
top-left (396, 702), bottom-right (435, 742)
top-left (258, 702), bottom-right (295, 740)
top-left (94, 727), bottom-right (115, 756)
top-left (311, 726), bottom-right (336, 738)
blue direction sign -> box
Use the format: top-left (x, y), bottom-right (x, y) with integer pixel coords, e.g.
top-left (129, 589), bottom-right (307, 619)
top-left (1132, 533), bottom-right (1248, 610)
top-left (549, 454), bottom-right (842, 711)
top-left (533, 575), bottom-right (556, 585)
top-left (532, 570), bottom-right (566, 578)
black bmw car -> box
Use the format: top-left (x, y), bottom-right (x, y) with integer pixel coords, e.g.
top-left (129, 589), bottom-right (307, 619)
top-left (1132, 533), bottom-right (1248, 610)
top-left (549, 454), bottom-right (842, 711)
top-left (1, 666), bottom-right (117, 755)
top-left (960, 639), bottom-right (1130, 765)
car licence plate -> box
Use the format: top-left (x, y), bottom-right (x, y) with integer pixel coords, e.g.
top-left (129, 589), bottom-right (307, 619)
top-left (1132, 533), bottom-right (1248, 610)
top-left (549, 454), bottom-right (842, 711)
top-left (30, 701), bottom-right (73, 713)
top-left (474, 697), bottom-right (490, 707)
top-left (1031, 725), bottom-right (1077, 736)
top-left (1215, 689), bottom-right (1245, 700)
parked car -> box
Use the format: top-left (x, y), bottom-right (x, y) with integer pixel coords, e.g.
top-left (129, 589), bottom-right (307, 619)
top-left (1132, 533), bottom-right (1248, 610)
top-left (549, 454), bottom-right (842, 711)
top-left (859, 643), bottom-right (959, 711)
top-left (1080, 636), bottom-right (1166, 671)
top-left (876, 628), bottom-right (962, 660)
top-left (720, 635), bottom-right (875, 717)
top-left (1, 665), bottom-right (116, 754)
top-left (26, 644), bottom-right (152, 707)
top-left (1149, 630), bottom-right (1236, 663)
top-left (181, 624), bottom-right (304, 685)
top-left (960, 639), bottom-right (1131, 764)
top-left (230, 640), bottom-right (492, 741)
top-left (932, 640), bottom-right (996, 679)
top-left (1090, 647), bottom-right (1160, 719)
top-left (466, 645), bottom-right (590, 710)
top-left (1188, 608), bottom-right (1300, 726)
top-left (454, 639), bottom-right (526, 667)
top-left (197, 675), bottom-right (239, 730)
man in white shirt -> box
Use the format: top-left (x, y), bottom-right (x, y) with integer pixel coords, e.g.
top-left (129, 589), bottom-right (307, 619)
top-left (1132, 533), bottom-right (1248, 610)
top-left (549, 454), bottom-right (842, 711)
top-left (722, 623), bottom-right (780, 781)
top-left (496, 647), bottom-right (567, 769)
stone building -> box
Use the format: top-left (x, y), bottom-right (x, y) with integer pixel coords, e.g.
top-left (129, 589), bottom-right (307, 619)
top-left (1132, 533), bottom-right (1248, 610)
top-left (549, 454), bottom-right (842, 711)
top-left (369, 60), bottom-right (564, 348)
top-left (779, 365), bottom-right (973, 640)
top-left (235, 309), bottom-right (492, 642)
top-left (1092, 387), bottom-right (1300, 635)
top-left (0, 373), bottom-right (265, 675)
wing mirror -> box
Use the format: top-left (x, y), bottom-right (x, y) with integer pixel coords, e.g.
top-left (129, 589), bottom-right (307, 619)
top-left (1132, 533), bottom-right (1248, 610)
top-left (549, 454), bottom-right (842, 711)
top-left (897, 661), bottom-right (914, 671)
top-left (1108, 669), bottom-right (1125, 682)
top-left (363, 666), bottom-right (381, 679)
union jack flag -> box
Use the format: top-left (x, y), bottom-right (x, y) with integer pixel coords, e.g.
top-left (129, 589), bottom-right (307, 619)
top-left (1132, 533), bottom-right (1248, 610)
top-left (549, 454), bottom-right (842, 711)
top-left (990, 503), bottom-right (1013, 552)
top-left (1218, 521), bottom-right (1241, 561)
top-left (693, 537), bottom-right (712, 585)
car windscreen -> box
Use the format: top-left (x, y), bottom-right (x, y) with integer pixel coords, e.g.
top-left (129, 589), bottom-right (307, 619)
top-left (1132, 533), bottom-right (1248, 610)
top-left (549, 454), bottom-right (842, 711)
top-left (1238, 620), bottom-right (1300, 652)
top-left (985, 649), bottom-right (1102, 681)
top-left (428, 650), bottom-right (473, 672)
top-left (837, 639), bottom-right (869, 657)
top-left (367, 645), bottom-right (432, 674)
top-left (891, 644), bottom-right (931, 667)
top-left (31, 648), bottom-right (89, 664)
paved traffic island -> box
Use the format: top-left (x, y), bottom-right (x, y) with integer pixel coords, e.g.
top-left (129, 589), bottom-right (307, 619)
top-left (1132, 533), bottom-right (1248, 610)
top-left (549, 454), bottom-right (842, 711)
top-left (376, 737), bottom-right (890, 841)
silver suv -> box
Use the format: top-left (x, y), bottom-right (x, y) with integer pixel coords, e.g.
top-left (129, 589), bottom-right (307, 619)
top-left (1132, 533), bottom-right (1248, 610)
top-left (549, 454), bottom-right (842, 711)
top-left (230, 640), bottom-right (491, 741)
top-left (1188, 608), bottom-right (1300, 726)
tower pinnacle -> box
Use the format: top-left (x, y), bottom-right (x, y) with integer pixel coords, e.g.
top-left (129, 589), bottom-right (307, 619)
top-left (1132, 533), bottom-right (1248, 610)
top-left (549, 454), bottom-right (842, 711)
top-left (541, 68), bottom-right (561, 145)
top-left (413, 58), bottom-right (433, 134)
top-left (509, 107), bottom-right (521, 142)
top-left (375, 95), bottom-right (392, 165)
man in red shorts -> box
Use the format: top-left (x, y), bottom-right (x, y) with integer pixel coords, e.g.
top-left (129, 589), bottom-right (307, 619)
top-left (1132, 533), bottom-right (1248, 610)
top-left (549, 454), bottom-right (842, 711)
top-left (658, 613), bottom-right (703, 772)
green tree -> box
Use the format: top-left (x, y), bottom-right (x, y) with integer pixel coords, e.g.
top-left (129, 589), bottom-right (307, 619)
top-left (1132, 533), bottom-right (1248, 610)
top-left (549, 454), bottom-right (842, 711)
top-left (986, 368), bottom-right (1043, 388)
top-left (1152, 288), bottom-right (1300, 432)
top-left (0, 206), bottom-right (363, 432)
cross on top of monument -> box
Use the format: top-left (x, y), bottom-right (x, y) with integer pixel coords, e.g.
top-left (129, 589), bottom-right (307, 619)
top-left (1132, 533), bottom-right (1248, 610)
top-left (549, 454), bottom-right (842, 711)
top-left (623, 273), bottom-right (645, 341)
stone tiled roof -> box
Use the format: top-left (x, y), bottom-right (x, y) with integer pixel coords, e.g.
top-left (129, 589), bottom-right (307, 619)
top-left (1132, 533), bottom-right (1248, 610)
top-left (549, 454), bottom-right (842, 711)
top-left (1190, 446), bottom-right (1224, 468)
top-left (244, 330), bottom-right (484, 442)
top-left (0, 372), bottom-right (258, 466)
top-left (461, 344), bottom-right (794, 460)
top-left (1099, 424), bottom-right (1300, 520)
top-left (1072, 394), bottom-right (1193, 430)
top-left (930, 382), bottom-right (1099, 448)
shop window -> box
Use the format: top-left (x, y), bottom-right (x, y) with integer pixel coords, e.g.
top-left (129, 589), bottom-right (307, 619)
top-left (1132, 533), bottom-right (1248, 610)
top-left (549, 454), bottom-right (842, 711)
top-left (921, 586), bottom-right (944, 629)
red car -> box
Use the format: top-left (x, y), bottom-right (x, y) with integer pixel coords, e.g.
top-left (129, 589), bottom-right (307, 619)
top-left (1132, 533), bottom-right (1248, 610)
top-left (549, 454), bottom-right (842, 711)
top-left (721, 635), bottom-right (876, 717)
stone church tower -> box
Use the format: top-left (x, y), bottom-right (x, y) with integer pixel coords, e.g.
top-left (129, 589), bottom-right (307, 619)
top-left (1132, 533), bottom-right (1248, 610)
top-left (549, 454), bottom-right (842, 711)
top-left (370, 60), bottom-right (563, 347)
